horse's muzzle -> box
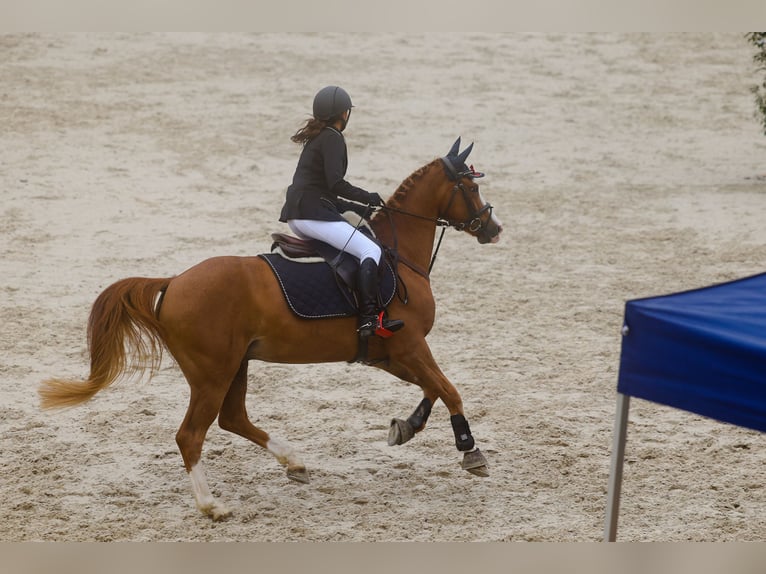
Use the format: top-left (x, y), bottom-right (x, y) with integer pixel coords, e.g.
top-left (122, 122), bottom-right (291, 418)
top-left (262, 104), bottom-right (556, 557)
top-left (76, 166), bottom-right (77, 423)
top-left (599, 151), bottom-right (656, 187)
top-left (478, 222), bottom-right (502, 244)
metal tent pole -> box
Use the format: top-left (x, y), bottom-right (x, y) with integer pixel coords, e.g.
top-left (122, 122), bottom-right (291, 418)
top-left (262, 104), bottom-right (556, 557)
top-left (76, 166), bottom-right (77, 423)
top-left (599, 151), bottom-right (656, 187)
top-left (603, 392), bottom-right (631, 542)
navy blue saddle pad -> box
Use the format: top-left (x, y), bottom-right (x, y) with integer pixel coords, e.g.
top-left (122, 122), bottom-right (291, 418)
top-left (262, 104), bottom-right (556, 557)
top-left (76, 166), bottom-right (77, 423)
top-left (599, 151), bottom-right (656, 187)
top-left (259, 253), bottom-right (397, 319)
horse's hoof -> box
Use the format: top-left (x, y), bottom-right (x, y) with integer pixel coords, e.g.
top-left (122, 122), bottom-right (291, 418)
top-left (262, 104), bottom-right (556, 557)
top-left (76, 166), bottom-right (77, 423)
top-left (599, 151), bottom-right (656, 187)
top-left (287, 466), bottom-right (310, 484)
top-left (466, 465), bottom-right (490, 477)
top-left (461, 448), bottom-right (490, 477)
top-left (199, 502), bottom-right (232, 522)
top-left (211, 506), bottom-right (232, 522)
top-left (387, 418), bottom-right (415, 446)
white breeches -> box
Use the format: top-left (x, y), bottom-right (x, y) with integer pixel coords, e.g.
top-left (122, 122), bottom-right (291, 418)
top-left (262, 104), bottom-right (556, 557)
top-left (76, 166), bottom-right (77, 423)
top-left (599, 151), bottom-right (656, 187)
top-left (287, 219), bottom-right (382, 264)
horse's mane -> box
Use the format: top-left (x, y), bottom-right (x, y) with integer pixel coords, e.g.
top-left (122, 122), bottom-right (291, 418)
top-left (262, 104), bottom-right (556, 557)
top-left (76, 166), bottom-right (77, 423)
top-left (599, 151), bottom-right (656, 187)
top-left (372, 159), bottom-right (441, 225)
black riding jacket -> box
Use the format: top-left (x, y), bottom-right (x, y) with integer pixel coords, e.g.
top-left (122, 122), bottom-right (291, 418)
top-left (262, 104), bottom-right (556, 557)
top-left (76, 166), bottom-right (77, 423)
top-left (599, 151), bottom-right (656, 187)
top-left (279, 127), bottom-right (373, 223)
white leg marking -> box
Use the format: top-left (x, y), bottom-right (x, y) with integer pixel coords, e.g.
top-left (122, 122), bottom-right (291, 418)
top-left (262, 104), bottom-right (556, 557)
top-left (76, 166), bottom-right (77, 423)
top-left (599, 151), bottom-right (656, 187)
top-left (267, 437), bottom-right (304, 468)
top-left (188, 462), bottom-right (231, 520)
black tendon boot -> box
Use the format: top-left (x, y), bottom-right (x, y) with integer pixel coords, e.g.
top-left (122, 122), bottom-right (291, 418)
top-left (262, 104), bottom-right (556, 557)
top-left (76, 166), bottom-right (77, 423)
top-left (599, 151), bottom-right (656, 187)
top-left (357, 258), bottom-right (404, 338)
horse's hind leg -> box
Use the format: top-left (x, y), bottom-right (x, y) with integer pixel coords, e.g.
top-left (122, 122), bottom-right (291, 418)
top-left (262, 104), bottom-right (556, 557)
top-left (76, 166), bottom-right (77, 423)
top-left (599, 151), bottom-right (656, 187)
top-left (176, 382), bottom-right (233, 521)
top-left (218, 360), bottom-right (309, 484)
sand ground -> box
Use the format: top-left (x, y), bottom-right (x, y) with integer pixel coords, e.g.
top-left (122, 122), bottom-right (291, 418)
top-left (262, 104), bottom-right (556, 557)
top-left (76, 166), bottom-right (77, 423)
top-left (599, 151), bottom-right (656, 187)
top-left (3, 33), bottom-right (766, 541)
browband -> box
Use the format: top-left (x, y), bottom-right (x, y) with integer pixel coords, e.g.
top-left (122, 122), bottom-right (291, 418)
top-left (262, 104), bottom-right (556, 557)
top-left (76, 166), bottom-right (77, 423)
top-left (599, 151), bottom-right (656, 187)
top-left (440, 156), bottom-right (485, 181)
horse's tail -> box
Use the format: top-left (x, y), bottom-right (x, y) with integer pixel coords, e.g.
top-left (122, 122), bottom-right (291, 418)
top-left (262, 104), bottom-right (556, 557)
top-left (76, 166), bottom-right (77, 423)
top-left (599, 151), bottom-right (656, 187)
top-left (39, 277), bottom-right (172, 409)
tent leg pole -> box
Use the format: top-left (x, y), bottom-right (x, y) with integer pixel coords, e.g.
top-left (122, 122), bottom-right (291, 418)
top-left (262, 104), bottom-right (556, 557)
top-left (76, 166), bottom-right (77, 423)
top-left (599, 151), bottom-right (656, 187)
top-left (603, 392), bottom-right (630, 542)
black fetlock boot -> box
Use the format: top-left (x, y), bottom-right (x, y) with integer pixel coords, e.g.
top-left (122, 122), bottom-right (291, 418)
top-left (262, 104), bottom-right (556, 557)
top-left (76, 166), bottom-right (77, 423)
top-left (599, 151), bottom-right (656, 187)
top-left (357, 258), bottom-right (404, 338)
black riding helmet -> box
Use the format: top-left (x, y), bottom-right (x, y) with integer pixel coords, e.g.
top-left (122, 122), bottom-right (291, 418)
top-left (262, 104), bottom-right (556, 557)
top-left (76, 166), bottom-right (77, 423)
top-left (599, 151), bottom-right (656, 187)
top-left (313, 85), bottom-right (353, 121)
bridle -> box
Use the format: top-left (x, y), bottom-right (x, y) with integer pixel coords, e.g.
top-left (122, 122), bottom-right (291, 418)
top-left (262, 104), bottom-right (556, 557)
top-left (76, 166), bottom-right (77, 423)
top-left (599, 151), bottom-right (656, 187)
top-left (377, 157), bottom-right (495, 277)
top-left (439, 164), bottom-right (494, 234)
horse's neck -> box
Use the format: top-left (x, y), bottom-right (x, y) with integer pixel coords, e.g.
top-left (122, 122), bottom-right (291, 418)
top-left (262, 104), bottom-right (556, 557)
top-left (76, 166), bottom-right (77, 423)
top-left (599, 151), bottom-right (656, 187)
top-left (373, 170), bottom-right (443, 273)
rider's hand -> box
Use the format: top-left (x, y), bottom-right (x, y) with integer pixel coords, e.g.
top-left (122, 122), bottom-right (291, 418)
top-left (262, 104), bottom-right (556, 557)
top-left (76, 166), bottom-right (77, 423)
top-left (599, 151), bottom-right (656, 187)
top-left (367, 192), bottom-right (384, 207)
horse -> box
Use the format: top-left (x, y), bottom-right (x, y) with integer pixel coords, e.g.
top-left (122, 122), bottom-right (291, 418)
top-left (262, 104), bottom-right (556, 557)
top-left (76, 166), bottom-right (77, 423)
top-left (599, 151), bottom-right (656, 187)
top-left (38, 138), bottom-right (503, 521)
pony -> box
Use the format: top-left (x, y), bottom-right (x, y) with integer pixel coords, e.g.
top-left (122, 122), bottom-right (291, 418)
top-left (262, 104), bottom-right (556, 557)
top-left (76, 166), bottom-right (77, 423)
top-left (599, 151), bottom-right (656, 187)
top-left (39, 138), bottom-right (503, 521)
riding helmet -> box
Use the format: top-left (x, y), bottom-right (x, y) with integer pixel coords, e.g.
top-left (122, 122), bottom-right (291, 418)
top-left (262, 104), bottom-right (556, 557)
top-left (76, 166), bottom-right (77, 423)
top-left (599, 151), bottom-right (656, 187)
top-left (312, 86), bottom-right (353, 121)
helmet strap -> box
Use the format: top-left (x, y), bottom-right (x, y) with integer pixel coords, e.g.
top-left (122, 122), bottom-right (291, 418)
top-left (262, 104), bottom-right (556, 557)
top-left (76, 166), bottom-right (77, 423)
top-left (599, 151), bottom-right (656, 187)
top-left (338, 108), bottom-right (351, 132)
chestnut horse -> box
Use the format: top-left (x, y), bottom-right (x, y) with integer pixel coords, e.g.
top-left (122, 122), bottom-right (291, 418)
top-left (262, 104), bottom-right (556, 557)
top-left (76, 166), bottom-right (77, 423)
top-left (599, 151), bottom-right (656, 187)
top-left (39, 138), bottom-right (503, 521)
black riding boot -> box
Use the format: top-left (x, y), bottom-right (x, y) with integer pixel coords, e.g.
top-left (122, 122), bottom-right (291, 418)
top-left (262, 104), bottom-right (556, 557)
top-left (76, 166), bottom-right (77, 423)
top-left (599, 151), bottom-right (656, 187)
top-left (357, 258), bottom-right (404, 338)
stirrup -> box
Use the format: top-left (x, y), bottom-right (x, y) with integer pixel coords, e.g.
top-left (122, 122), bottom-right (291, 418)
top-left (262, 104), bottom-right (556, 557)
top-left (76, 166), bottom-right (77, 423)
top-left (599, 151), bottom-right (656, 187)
top-left (358, 311), bottom-right (404, 339)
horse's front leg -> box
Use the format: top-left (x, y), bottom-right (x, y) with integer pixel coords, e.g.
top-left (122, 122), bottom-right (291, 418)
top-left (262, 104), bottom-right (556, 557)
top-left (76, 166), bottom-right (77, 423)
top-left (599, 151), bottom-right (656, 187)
top-left (387, 396), bottom-right (433, 447)
top-left (451, 413), bottom-right (490, 477)
top-left (380, 342), bottom-right (489, 478)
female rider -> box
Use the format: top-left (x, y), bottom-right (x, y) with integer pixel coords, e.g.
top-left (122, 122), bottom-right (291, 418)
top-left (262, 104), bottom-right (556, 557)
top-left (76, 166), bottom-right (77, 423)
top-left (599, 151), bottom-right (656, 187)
top-left (279, 85), bottom-right (403, 339)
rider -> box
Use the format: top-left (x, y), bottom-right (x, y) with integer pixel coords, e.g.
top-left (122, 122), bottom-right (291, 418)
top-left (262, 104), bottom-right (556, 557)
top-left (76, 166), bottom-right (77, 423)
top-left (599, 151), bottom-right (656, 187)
top-left (279, 85), bottom-right (404, 339)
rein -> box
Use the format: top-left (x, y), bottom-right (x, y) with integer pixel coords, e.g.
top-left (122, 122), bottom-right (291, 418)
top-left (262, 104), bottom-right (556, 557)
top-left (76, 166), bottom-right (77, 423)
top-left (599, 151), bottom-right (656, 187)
top-left (378, 203), bottom-right (450, 274)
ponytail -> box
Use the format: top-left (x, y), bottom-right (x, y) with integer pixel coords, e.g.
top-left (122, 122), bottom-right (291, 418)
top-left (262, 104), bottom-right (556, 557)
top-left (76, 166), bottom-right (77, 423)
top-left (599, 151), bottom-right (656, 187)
top-left (291, 117), bottom-right (327, 145)
top-left (290, 113), bottom-right (345, 145)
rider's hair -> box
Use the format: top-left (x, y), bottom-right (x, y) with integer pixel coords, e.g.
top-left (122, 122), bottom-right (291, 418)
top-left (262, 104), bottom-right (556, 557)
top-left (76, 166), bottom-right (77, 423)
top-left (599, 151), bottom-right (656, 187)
top-left (290, 115), bottom-right (343, 145)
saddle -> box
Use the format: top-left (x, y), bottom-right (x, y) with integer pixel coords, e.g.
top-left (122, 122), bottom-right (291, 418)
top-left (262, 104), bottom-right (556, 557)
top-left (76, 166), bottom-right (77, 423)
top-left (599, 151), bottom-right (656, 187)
top-left (270, 232), bottom-right (359, 290)
top-left (259, 231), bottom-right (396, 321)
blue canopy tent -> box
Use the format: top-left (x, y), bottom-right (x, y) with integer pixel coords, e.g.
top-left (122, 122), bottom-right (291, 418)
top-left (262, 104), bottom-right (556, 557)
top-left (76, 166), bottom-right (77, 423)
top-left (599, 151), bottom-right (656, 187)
top-left (604, 272), bottom-right (766, 541)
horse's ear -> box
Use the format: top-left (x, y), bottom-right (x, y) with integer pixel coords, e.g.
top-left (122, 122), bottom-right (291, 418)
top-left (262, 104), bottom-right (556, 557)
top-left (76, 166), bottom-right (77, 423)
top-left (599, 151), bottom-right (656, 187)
top-left (448, 137), bottom-right (461, 157)
top-left (457, 142), bottom-right (474, 164)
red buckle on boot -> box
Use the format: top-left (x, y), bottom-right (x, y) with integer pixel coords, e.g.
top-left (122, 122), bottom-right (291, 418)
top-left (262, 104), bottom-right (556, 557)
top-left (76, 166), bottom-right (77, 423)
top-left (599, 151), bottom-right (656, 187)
top-left (374, 311), bottom-right (395, 338)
